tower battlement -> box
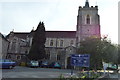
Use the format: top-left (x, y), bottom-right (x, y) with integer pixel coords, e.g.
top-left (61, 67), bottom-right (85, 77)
top-left (79, 0), bottom-right (98, 10)
top-left (79, 5), bottom-right (98, 10)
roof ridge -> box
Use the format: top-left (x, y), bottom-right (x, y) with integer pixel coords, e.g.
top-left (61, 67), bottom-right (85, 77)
top-left (13, 31), bottom-right (76, 33)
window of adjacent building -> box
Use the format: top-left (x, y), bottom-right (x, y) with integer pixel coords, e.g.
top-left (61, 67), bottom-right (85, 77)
top-left (50, 40), bottom-right (54, 46)
top-left (86, 15), bottom-right (90, 24)
top-left (60, 40), bottom-right (64, 47)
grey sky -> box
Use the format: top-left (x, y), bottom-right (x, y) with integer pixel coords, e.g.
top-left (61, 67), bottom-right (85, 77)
top-left (0, 0), bottom-right (119, 44)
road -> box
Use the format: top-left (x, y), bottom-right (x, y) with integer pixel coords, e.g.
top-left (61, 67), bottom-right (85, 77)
top-left (109, 73), bottom-right (120, 79)
top-left (105, 70), bottom-right (120, 79)
top-left (2, 66), bottom-right (76, 78)
top-left (2, 66), bottom-right (120, 79)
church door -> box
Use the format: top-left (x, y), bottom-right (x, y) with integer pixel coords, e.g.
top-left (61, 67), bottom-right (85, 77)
top-left (67, 57), bottom-right (74, 69)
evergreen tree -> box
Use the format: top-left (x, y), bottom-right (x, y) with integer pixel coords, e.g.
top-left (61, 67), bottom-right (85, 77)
top-left (27, 22), bottom-right (46, 60)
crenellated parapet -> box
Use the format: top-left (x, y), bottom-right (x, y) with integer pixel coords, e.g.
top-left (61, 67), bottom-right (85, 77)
top-left (79, 5), bottom-right (98, 11)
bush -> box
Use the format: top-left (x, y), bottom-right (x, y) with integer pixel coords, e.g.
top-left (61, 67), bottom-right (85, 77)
top-left (20, 62), bottom-right (26, 66)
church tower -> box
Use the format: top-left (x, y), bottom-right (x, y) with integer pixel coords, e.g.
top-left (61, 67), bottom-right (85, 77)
top-left (76, 0), bottom-right (101, 46)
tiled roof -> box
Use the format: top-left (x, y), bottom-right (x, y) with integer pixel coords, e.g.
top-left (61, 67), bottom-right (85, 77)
top-left (46, 31), bottom-right (76, 38)
top-left (7, 31), bottom-right (76, 39)
top-left (13, 32), bottom-right (29, 39)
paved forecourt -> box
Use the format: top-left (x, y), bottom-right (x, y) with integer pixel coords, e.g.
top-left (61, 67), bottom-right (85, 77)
top-left (2, 66), bottom-right (76, 78)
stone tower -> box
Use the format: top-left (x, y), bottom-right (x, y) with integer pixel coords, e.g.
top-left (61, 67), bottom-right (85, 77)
top-left (76, 0), bottom-right (101, 46)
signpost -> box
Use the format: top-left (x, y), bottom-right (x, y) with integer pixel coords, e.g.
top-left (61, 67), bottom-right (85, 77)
top-left (71, 54), bottom-right (90, 67)
top-left (71, 54), bottom-right (90, 76)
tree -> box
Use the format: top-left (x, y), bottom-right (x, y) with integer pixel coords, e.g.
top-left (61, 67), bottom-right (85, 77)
top-left (117, 45), bottom-right (120, 64)
top-left (76, 37), bottom-right (118, 70)
top-left (27, 22), bottom-right (46, 60)
top-left (77, 38), bottom-right (103, 70)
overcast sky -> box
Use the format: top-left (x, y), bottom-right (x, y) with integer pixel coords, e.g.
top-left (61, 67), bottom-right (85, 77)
top-left (0, 0), bottom-right (119, 44)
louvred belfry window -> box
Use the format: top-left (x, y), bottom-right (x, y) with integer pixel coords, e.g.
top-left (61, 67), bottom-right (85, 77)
top-left (86, 15), bottom-right (90, 24)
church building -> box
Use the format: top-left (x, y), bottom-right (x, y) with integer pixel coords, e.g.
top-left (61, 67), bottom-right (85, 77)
top-left (6, 0), bottom-right (101, 68)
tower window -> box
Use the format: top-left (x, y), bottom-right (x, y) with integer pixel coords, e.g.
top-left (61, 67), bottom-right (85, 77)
top-left (86, 15), bottom-right (90, 24)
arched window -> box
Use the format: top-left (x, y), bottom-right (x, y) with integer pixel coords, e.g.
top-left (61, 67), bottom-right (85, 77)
top-left (57, 54), bottom-right (60, 60)
top-left (50, 40), bottom-right (54, 46)
top-left (60, 40), bottom-right (64, 47)
top-left (86, 15), bottom-right (90, 24)
top-left (70, 40), bottom-right (74, 46)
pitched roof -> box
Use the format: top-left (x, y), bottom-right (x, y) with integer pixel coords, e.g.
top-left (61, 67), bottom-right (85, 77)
top-left (0, 33), bottom-right (9, 42)
top-left (7, 31), bottom-right (76, 39)
top-left (6, 32), bottom-right (29, 39)
top-left (13, 32), bottom-right (29, 39)
top-left (46, 31), bottom-right (76, 38)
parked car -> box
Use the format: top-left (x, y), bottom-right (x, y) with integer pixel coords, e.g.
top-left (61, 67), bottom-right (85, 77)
top-left (40, 61), bottom-right (49, 68)
top-left (107, 64), bottom-right (118, 70)
top-left (0, 59), bottom-right (16, 69)
top-left (27, 60), bottom-right (39, 68)
top-left (49, 62), bottom-right (61, 69)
